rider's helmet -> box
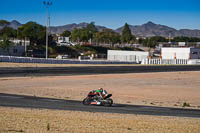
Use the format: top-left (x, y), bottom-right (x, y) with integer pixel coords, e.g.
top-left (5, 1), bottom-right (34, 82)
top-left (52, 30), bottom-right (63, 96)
top-left (98, 88), bottom-right (103, 93)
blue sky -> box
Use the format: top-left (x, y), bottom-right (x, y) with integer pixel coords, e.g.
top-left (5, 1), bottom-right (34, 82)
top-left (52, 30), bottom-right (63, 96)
top-left (1, 0), bottom-right (200, 29)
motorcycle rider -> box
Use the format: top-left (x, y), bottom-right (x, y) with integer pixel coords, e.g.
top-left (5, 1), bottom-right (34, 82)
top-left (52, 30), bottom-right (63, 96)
top-left (92, 88), bottom-right (104, 105)
top-left (95, 88), bottom-right (104, 98)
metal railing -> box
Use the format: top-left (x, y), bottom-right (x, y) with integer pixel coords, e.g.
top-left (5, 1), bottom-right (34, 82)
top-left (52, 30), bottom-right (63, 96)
top-left (0, 56), bottom-right (136, 64)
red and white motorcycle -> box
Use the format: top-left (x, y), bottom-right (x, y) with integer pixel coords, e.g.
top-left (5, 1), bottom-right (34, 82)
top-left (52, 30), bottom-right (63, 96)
top-left (83, 90), bottom-right (113, 106)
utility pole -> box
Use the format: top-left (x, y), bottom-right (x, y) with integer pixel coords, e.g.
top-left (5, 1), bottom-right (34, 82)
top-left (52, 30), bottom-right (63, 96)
top-left (168, 33), bottom-right (171, 43)
top-left (43, 1), bottom-right (52, 59)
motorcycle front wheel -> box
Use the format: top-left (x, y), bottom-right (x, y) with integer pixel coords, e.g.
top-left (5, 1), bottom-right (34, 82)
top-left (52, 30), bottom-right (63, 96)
top-left (82, 98), bottom-right (91, 105)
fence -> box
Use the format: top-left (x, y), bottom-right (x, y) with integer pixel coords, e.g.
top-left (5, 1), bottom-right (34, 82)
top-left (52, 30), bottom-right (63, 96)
top-left (141, 59), bottom-right (192, 65)
top-left (0, 56), bottom-right (136, 64)
top-left (1, 56), bottom-right (200, 65)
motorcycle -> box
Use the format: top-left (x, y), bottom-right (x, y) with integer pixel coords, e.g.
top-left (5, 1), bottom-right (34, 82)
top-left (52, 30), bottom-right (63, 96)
top-left (82, 90), bottom-right (113, 106)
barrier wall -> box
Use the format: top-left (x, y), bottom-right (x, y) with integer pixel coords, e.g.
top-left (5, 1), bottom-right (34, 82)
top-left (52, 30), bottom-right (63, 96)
top-left (0, 56), bottom-right (136, 64)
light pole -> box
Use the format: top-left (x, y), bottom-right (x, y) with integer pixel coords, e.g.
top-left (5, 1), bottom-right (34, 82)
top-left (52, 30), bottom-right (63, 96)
top-left (43, 1), bottom-right (52, 59)
top-left (89, 31), bottom-right (92, 44)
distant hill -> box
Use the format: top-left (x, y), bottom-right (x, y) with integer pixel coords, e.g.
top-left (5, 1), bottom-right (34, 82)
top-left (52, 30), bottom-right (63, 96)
top-left (0, 20), bottom-right (21, 30)
top-left (1, 20), bottom-right (200, 38)
top-left (116, 21), bottom-right (200, 38)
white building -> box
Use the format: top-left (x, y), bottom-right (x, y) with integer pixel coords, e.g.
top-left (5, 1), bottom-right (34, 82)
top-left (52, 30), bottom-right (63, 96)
top-left (0, 45), bottom-right (25, 56)
top-left (57, 36), bottom-right (76, 46)
top-left (0, 39), bottom-right (29, 56)
top-left (107, 50), bottom-right (149, 62)
top-left (58, 37), bottom-right (69, 43)
top-left (161, 47), bottom-right (200, 59)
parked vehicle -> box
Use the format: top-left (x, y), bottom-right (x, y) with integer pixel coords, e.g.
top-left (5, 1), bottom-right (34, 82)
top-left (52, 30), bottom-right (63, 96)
top-left (56, 54), bottom-right (69, 59)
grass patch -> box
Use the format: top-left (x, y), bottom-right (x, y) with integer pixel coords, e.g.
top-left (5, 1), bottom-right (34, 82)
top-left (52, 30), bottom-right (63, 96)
top-left (183, 102), bottom-right (190, 107)
top-left (47, 123), bottom-right (50, 131)
top-left (8, 129), bottom-right (23, 132)
top-left (150, 102), bottom-right (155, 105)
top-left (174, 104), bottom-right (178, 106)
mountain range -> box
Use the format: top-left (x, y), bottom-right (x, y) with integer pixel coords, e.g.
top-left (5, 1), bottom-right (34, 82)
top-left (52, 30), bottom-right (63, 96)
top-left (116, 21), bottom-right (200, 38)
top-left (1, 20), bottom-right (200, 38)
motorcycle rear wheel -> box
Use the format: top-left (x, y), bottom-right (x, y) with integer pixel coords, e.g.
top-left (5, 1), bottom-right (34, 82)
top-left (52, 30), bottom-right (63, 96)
top-left (104, 98), bottom-right (113, 107)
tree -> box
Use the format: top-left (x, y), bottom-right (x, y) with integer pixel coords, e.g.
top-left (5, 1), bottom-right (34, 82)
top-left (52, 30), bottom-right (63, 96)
top-left (80, 28), bottom-right (90, 42)
top-left (0, 26), bottom-right (17, 56)
top-left (138, 38), bottom-right (144, 44)
top-left (17, 26), bottom-right (25, 40)
top-left (172, 36), bottom-right (200, 42)
top-left (17, 22), bottom-right (46, 46)
top-left (110, 31), bottom-right (121, 45)
top-left (0, 27), bottom-right (17, 39)
top-left (94, 29), bottom-right (120, 45)
top-left (143, 38), bottom-right (158, 54)
top-left (0, 27), bottom-right (16, 55)
top-left (0, 36), bottom-right (13, 55)
top-left (120, 23), bottom-right (134, 44)
top-left (17, 26), bottom-right (27, 47)
top-left (71, 28), bottom-right (81, 42)
top-left (61, 30), bottom-right (71, 37)
top-left (150, 36), bottom-right (168, 42)
top-left (86, 22), bottom-right (98, 43)
top-left (0, 20), bottom-right (10, 26)
top-left (71, 28), bottom-right (90, 43)
top-left (86, 22), bottom-right (98, 33)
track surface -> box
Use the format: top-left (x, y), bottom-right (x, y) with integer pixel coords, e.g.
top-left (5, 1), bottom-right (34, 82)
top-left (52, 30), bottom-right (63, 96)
top-left (1, 65), bottom-right (200, 117)
top-left (0, 65), bottom-right (200, 77)
top-left (0, 93), bottom-right (200, 118)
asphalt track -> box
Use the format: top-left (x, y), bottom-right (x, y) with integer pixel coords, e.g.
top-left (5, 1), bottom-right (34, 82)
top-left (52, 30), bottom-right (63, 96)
top-left (0, 93), bottom-right (200, 118)
top-left (1, 65), bottom-right (200, 118)
top-left (0, 65), bottom-right (200, 77)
